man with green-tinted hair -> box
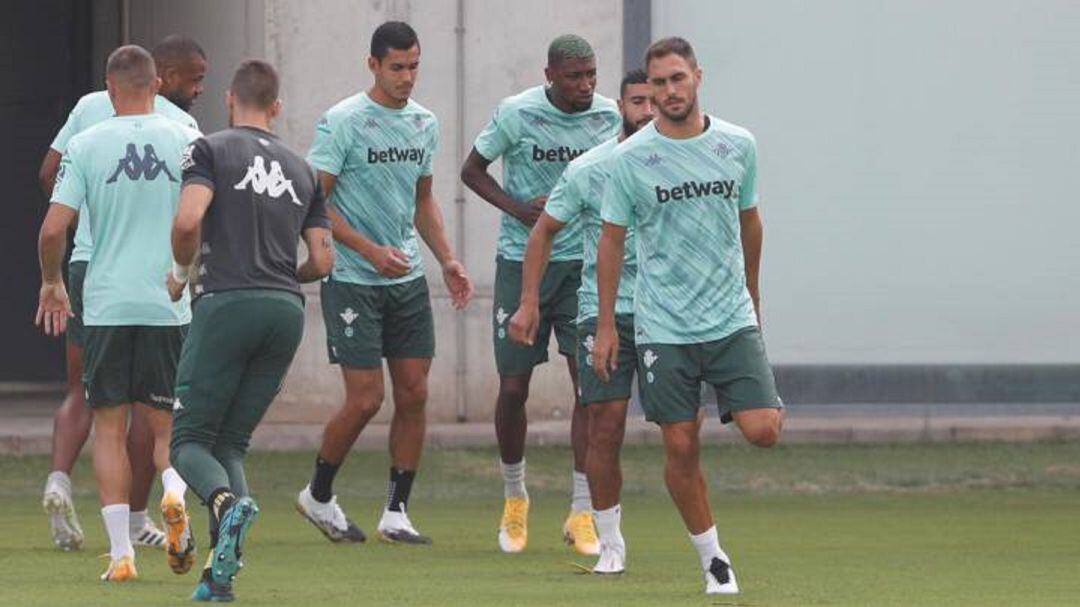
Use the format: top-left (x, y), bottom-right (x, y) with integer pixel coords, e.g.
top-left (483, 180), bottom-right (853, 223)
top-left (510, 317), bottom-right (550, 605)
top-left (461, 34), bottom-right (621, 555)
top-left (594, 37), bottom-right (785, 595)
top-left (36, 34), bottom-right (207, 554)
top-left (36, 44), bottom-right (200, 583)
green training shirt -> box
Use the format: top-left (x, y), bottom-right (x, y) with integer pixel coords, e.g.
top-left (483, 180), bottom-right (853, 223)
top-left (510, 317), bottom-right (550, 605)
top-left (601, 116), bottom-right (759, 345)
top-left (307, 92), bottom-right (439, 286)
top-left (49, 91), bottom-right (199, 264)
top-left (544, 136), bottom-right (636, 323)
top-left (473, 85), bottom-right (620, 262)
top-left (52, 114), bottom-right (199, 326)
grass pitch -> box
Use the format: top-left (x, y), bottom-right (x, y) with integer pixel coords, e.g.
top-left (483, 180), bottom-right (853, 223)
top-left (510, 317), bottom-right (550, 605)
top-left (2, 441), bottom-right (1079, 606)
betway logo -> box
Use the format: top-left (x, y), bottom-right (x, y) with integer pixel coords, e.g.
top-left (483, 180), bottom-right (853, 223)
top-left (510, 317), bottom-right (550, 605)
top-left (234, 155), bottom-right (301, 205)
top-left (532, 145), bottom-right (587, 163)
top-left (655, 180), bottom-right (739, 204)
top-left (368, 147), bottom-right (425, 165)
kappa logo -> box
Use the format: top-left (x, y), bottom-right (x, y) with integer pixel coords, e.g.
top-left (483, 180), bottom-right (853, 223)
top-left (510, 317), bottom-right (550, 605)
top-left (106, 143), bottom-right (177, 183)
top-left (644, 153), bottom-right (663, 167)
top-left (529, 114), bottom-right (549, 128)
top-left (180, 144), bottom-right (195, 171)
top-left (234, 155), bottom-right (301, 205)
top-left (713, 141), bottom-right (733, 158)
top-left (584, 334), bottom-right (595, 366)
top-left (364, 117), bottom-right (380, 129)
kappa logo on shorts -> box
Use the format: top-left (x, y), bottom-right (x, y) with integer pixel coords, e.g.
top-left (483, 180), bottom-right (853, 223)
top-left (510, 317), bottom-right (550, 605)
top-left (340, 307), bottom-right (359, 338)
top-left (642, 349), bottom-right (658, 384)
top-left (583, 334), bottom-right (595, 367)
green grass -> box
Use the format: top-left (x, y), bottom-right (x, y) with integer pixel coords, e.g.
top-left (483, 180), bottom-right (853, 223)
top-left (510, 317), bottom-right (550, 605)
top-left (2, 442), bottom-right (1080, 606)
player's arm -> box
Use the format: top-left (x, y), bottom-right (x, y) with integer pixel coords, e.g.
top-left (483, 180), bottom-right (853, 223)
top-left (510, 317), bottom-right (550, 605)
top-left (38, 149), bottom-right (63, 198)
top-left (414, 175), bottom-right (473, 309)
top-left (508, 213), bottom-right (566, 345)
top-left (169, 183), bottom-right (213, 300)
top-left (319, 171), bottom-right (411, 279)
top-left (740, 207), bottom-right (764, 326)
top-left (593, 222), bottom-right (627, 382)
top-left (298, 227), bottom-right (334, 283)
top-left (460, 148), bottom-right (544, 227)
top-left (36, 203), bottom-right (77, 336)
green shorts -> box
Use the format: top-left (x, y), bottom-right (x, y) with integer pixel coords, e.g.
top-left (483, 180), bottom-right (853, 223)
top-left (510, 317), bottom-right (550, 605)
top-left (638, 327), bottom-right (782, 424)
top-left (577, 315), bottom-right (637, 405)
top-left (66, 261), bottom-right (87, 348)
top-left (493, 256), bottom-right (581, 376)
top-left (82, 324), bottom-right (187, 409)
top-left (172, 289), bottom-right (305, 453)
top-left (321, 276), bottom-right (435, 369)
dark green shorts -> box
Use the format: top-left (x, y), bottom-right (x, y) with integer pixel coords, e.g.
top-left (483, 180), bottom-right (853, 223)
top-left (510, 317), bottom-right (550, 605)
top-left (321, 276), bottom-right (435, 369)
top-left (66, 261), bottom-right (87, 349)
top-left (172, 289), bottom-right (305, 453)
top-left (82, 324), bottom-right (187, 409)
top-left (577, 315), bottom-right (637, 405)
top-left (493, 256), bottom-right (581, 376)
top-left (638, 327), bottom-right (782, 424)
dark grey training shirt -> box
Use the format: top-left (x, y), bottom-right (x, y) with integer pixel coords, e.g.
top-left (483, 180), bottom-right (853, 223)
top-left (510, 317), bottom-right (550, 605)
top-left (181, 126), bottom-right (331, 298)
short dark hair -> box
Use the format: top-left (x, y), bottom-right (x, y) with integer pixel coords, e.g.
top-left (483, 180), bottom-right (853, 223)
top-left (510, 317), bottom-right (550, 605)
top-left (620, 68), bottom-right (648, 98)
top-left (547, 34), bottom-right (594, 67)
top-left (370, 21), bottom-right (419, 60)
top-left (230, 59), bottom-right (279, 109)
top-left (644, 37), bottom-right (697, 69)
top-left (151, 34), bottom-right (206, 72)
top-left (106, 45), bottom-right (156, 89)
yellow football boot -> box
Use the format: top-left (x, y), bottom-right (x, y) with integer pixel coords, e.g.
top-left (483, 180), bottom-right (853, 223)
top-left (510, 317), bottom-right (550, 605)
top-left (497, 497), bottom-right (529, 553)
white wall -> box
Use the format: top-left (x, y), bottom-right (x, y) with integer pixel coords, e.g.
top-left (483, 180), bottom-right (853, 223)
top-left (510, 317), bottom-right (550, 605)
top-left (653, 0), bottom-right (1080, 364)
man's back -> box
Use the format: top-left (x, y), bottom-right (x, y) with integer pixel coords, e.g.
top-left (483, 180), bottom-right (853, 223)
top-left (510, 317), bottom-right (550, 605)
top-left (53, 113), bottom-right (199, 325)
top-left (184, 126), bottom-right (327, 297)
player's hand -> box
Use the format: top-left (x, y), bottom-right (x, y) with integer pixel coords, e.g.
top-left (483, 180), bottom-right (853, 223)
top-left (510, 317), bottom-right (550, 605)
top-left (35, 281), bottom-right (72, 337)
top-left (508, 304), bottom-right (540, 346)
top-left (368, 245), bottom-right (411, 278)
top-left (165, 272), bottom-right (187, 302)
top-left (442, 260), bottom-right (474, 310)
top-left (592, 323), bottom-right (620, 383)
top-left (515, 196), bottom-right (547, 227)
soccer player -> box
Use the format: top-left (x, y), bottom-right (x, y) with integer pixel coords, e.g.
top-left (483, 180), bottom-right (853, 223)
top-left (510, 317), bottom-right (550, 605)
top-left (168, 59), bottom-right (334, 602)
top-left (593, 37), bottom-right (784, 595)
top-left (37, 34), bottom-right (207, 552)
top-left (296, 21), bottom-right (473, 545)
top-left (35, 45), bottom-right (200, 582)
top-left (508, 69), bottom-right (653, 572)
top-left (460, 34), bottom-right (621, 555)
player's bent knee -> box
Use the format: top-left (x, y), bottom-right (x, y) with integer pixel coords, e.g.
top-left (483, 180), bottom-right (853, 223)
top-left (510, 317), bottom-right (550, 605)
top-left (743, 413), bottom-right (782, 448)
top-left (497, 378), bottom-right (530, 408)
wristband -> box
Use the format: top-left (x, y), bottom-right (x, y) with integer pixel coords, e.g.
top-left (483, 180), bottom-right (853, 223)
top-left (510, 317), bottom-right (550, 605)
top-left (171, 261), bottom-right (190, 283)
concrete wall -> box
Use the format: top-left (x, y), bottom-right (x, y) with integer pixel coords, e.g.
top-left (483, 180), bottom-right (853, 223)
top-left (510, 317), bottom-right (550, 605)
top-left (266, 0), bottom-right (622, 423)
top-left (652, 0), bottom-right (1080, 366)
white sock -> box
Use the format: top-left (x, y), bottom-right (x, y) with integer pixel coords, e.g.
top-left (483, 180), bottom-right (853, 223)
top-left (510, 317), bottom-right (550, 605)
top-left (571, 470), bottom-right (591, 513)
top-left (128, 510), bottom-right (148, 533)
top-left (500, 459), bottom-right (527, 499)
top-left (102, 504), bottom-right (133, 560)
top-left (594, 504), bottom-right (624, 547)
top-left (161, 467), bottom-right (187, 501)
top-left (46, 470), bottom-right (72, 494)
top-left (689, 525), bottom-right (731, 571)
